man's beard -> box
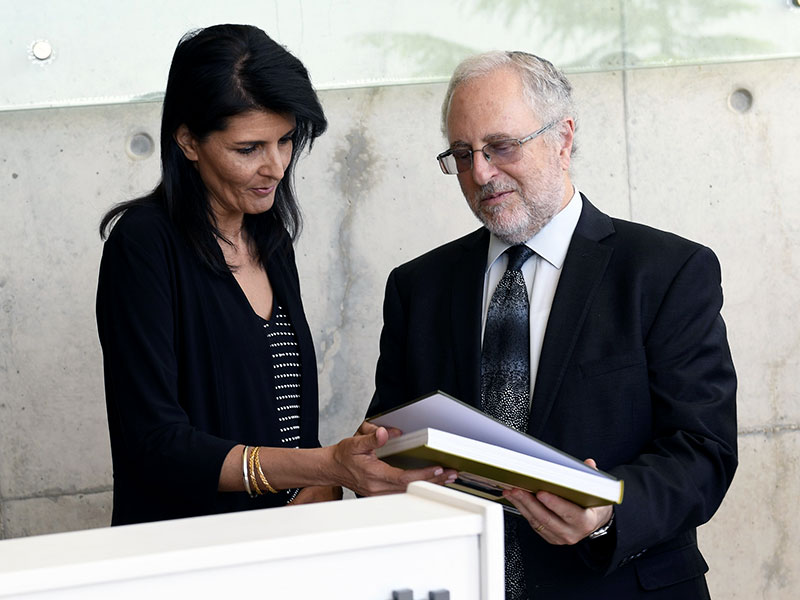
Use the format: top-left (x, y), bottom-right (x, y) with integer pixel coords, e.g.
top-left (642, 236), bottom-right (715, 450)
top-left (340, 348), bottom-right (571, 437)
top-left (467, 163), bottom-right (566, 245)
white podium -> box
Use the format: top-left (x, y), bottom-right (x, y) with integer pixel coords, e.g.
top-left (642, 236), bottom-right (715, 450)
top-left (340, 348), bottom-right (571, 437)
top-left (0, 482), bottom-right (503, 599)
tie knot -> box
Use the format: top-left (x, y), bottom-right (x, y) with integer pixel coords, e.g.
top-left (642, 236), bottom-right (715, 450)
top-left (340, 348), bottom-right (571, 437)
top-left (505, 245), bottom-right (534, 271)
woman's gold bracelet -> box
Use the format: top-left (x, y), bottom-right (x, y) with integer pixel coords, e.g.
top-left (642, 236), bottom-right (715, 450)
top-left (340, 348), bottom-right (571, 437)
top-left (254, 446), bottom-right (279, 494)
top-left (248, 445), bottom-right (263, 495)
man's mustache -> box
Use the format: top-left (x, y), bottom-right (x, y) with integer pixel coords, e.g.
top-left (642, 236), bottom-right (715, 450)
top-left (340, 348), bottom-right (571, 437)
top-left (476, 180), bottom-right (518, 201)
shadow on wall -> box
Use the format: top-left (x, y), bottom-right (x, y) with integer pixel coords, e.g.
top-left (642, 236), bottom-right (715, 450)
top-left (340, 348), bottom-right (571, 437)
top-left (357, 0), bottom-right (774, 76)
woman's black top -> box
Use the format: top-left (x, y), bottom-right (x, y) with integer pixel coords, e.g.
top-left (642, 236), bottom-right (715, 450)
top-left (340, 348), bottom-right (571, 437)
top-left (96, 204), bottom-right (320, 525)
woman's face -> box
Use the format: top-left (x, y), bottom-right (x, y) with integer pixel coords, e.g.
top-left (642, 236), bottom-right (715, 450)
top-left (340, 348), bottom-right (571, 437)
top-left (176, 109), bottom-right (296, 226)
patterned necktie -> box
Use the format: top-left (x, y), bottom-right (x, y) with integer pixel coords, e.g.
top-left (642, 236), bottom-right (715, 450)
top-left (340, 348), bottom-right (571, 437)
top-left (481, 244), bottom-right (534, 600)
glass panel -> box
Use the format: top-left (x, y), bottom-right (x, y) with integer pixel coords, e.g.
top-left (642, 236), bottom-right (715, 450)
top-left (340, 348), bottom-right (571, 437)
top-left (2, 0), bottom-right (799, 112)
top-left (622, 0), bottom-right (800, 68)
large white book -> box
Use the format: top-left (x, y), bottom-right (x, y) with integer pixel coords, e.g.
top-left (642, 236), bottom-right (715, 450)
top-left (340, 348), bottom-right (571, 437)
top-left (370, 392), bottom-right (623, 509)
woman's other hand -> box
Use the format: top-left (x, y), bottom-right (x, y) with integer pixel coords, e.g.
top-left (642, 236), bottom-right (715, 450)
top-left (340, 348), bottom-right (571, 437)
top-left (291, 485), bottom-right (343, 505)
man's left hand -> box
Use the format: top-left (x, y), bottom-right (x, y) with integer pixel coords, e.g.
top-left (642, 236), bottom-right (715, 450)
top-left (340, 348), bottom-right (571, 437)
top-left (502, 458), bottom-right (614, 545)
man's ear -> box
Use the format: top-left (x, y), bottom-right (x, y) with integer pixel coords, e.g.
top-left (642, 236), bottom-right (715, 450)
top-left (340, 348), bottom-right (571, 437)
top-left (174, 124), bottom-right (199, 162)
top-left (557, 118), bottom-right (575, 171)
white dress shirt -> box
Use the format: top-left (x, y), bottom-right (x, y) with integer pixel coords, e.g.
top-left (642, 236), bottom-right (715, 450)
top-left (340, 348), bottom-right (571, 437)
top-left (481, 188), bottom-right (583, 403)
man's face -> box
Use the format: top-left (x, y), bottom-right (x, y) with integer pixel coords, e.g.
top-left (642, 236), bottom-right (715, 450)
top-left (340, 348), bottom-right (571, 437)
top-left (445, 67), bottom-right (573, 244)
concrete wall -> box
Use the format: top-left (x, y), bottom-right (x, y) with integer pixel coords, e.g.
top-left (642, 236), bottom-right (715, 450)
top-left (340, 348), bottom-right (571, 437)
top-left (1, 57), bottom-right (798, 597)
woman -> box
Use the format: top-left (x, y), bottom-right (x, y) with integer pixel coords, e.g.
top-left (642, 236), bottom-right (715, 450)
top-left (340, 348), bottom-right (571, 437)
top-left (96, 24), bottom-right (452, 525)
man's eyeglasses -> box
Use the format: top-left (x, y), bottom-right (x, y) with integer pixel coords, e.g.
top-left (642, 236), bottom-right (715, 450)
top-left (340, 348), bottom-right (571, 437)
top-left (436, 122), bottom-right (557, 175)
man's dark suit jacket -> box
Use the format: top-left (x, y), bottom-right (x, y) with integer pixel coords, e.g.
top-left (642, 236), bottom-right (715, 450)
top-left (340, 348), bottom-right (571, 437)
top-left (368, 195), bottom-right (737, 598)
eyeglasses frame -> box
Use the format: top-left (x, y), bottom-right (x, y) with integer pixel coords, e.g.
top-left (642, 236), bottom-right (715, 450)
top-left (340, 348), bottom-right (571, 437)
top-left (436, 121), bottom-right (558, 175)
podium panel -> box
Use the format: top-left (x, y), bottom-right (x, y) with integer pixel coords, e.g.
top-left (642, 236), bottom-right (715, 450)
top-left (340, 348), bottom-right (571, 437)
top-left (0, 482), bottom-right (503, 599)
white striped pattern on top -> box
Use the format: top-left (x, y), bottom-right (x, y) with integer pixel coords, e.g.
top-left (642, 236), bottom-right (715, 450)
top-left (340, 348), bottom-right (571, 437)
top-left (262, 304), bottom-right (302, 448)
top-left (261, 303), bottom-right (303, 504)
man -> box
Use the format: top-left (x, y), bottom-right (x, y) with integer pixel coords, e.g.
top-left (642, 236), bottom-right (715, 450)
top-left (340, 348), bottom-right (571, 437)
top-left (367, 51), bottom-right (737, 598)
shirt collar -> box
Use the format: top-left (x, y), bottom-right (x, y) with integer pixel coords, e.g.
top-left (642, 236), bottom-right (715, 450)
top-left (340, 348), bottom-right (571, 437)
top-left (486, 187), bottom-right (582, 272)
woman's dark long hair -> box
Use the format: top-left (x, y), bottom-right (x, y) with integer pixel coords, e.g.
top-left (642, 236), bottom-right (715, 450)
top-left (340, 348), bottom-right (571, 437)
top-left (100, 24), bottom-right (327, 272)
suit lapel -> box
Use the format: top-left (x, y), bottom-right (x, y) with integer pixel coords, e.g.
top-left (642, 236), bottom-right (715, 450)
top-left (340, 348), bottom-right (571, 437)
top-left (528, 197), bottom-right (615, 437)
top-left (450, 228), bottom-right (490, 409)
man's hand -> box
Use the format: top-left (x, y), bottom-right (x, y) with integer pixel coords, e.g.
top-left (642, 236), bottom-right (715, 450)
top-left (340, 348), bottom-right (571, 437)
top-left (503, 458), bottom-right (614, 545)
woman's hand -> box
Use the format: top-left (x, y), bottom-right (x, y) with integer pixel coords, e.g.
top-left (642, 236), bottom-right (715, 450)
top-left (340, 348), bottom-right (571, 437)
top-left (355, 419), bottom-right (402, 439)
top-left (291, 485), bottom-right (343, 505)
top-left (329, 422), bottom-right (457, 496)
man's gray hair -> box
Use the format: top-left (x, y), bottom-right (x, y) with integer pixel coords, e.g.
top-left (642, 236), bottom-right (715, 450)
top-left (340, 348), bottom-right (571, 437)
top-left (441, 51), bottom-right (577, 151)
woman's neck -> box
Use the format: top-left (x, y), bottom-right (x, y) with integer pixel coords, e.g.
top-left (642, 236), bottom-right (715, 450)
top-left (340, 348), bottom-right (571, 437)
top-left (215, 217), bottom-right (253, 268)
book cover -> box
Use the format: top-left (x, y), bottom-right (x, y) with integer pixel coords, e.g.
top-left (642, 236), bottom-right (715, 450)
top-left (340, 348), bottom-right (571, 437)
top-left (370, 391), bottom-right (623, 509)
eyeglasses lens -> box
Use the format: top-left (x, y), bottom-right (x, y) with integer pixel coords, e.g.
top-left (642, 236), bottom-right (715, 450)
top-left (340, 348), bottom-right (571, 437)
top-left (439, 154), bottom-right (466, 175)
top-left (487, 140), bottom-right (520, 162)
